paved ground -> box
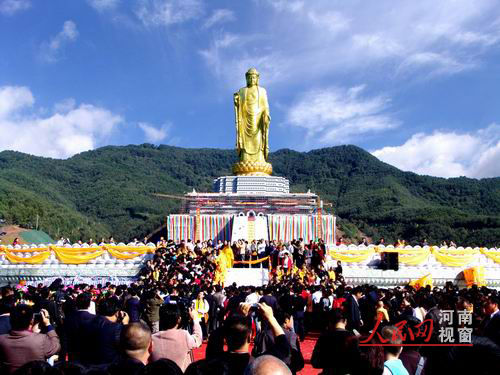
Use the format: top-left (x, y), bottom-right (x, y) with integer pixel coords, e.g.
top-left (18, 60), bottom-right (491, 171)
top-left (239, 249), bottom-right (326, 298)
top-left (193, 332), bottom-right (320, 374)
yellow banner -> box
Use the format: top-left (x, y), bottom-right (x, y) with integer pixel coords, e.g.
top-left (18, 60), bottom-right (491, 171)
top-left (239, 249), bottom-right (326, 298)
top-left (49, 246), bottom-right (103, 255)
top-left (1, 245), bottom-right (155, 254)
top-left (480, 248), bottom-right (500, 264)
top-left (52, 248), bottom-right (105, 264)
top-left (103, 245), bottom-right (154, 253)
top-left (398, 249), bottom-right (431, 265)
top-left (0, 246), bottom-right (50, 253)
top-left (107, 248), bottom-right (146, 260)
top-left (329, 249), bottom-right (374, 263)
top-left (4, 250), bottom-right (51, 264)
top-left (375, 247), bottom-right (428, 254)
top-left (431, 247), bottom-right (478, 267)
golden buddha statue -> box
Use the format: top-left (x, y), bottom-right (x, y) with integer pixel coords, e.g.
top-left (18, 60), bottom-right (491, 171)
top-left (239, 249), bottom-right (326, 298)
top-left (232, 68), bottom-right (273, 176)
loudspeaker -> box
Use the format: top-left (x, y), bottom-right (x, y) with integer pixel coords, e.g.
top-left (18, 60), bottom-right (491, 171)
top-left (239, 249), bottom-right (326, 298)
top-left (384, 252), bottom-right (399, 271)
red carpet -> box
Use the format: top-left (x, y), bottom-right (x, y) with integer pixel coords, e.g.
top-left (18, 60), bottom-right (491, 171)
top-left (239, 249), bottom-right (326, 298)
top-left (193, 332), bottom-right (320, 374)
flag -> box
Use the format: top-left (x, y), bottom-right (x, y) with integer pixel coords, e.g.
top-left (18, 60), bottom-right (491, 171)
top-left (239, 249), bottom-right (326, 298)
top-left (409, 274), bottom-right (433, 290)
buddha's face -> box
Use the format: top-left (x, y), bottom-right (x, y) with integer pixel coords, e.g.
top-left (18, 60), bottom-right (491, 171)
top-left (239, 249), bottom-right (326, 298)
top-left (246, 73), bottom-right (258, 87)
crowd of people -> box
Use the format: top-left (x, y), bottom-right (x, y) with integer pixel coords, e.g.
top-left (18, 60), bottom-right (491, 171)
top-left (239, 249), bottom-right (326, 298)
top-left (0, 238), bottom-right (499, 375)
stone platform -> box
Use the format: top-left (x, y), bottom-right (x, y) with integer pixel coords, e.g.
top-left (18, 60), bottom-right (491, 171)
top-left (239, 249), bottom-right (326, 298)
top-left (0, 243), bottom-right (154, 285)
top-left (325, 245), bottom-right (500, 289)
top-left (341, 267), bottom-right (500, 289)
top-left (0, 264), bottom-right (140, 284)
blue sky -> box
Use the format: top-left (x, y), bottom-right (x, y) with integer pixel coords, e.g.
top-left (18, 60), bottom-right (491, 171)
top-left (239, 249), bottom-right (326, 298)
top-left (1, 0), bottom-right (500, 178)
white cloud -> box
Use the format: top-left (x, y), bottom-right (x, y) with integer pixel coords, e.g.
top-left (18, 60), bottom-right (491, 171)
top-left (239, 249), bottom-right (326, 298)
top-left (372, 125), bottom-right (500, 178)
top-left (306, 10), bottom-right (350, 34)
top-left (0, 86), bottom-right (122, 159)
top-left (53, 98), bottom-right (76, 113)
top-left (203, 9), bottom-right (235, 29)
top-left (199, 33), bottom-right (290, 87)
top-left (135, 0), bottom-right (202, 27)
top-left (0, 0), bottom-right (30, 15)
top-left (0, 86), bottom-right (34, 118)
top-left (286, 85), bottom-right (398, 143)
top-left (264, 0), bottom-right (304, 13)
top-left (398, 52), bottom-right (473, 76)
top-left (40, 20), bottom-right (79, 63)
top-left (203, 0), bottom-right (500, 86)
top-left (138, 122), bottom-right (169, 143)
top-left (87, 0), bottom-right (119, 12)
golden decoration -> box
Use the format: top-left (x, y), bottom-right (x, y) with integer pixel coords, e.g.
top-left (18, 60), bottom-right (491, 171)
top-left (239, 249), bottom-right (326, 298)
top-left (232, 160), bottom-right (273, 176)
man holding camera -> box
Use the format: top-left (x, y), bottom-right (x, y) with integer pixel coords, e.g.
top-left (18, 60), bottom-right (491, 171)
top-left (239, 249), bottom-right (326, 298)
top-left (79, 298), bottom-right (130, 367)
top-left (0, 305), bottom-right (60, 373)
top-left (151, 304), bottom-right (202, 371)
top-left (205, 302), bottom-right (291, 374)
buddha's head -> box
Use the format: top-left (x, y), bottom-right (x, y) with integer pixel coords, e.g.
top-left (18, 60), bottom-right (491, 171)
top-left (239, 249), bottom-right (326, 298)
top-left (245, 68), bottom-right (259, 87)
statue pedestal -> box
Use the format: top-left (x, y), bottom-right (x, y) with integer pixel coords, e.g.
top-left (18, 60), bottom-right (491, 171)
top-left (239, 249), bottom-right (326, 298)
top-left (232, 161), bottom-right (273, 176)
top-left (213, 175), bottom-right (289, 194)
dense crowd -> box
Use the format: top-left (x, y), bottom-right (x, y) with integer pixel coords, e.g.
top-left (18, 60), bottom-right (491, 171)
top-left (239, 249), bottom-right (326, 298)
top-left (0, 238), bottom-right (499, 375)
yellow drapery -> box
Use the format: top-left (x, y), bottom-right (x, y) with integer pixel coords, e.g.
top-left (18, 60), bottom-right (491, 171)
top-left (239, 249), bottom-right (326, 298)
top-left (107, 248), bottom-right (146, 260)
top-left (398, 249), bottom-right (431, 266)
top-left (434, 247), bottom-right (479, 254)
top-left (329, 249), bottom-right (374, 263)
top-left (0, 247), bottom-right (50, 253)
top-left (103, 245), bottom-right (154, 254)
top-left (375, 247), bottom-right (430, 254)
top-left (49, 246), bottom-right (104, 255)
top-left (52, 248), bottom-right (105, 264)
top-left (374, 247), bottom-right (431, 265)
top-left (432, 247), bottom-right (479, 267)
top-left (480, 248), bottom-right (500, 264)
top-left (3, 250), bottom-right (51, 264)
top-left (0, 245), bottom-right (154, 264)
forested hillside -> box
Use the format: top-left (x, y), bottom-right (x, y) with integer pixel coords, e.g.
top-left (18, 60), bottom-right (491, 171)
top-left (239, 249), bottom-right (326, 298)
top-left (0, 144), bottom-right (499, 246)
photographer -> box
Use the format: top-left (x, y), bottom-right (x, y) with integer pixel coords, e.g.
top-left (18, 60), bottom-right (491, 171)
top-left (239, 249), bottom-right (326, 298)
top-left (0, 305), bottom-right (60, 373)
top-left (205, 302), bottom-right (291, 374)
top-left (151, 303), bottom-right (202, 372)
top-left (78, 297), bottom-right (130, 367)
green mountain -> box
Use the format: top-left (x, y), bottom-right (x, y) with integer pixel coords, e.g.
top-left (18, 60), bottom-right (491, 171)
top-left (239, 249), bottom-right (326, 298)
top-left (0, 144), bottom-right (499, 246)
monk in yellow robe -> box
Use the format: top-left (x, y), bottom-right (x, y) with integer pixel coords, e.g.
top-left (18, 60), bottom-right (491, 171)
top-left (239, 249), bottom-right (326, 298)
top-left (222, 244), bottom-right (234, 268)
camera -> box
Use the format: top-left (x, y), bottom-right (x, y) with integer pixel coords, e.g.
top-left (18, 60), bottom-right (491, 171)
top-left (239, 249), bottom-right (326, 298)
top-left (33, 312), bottom-right (43, 324)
